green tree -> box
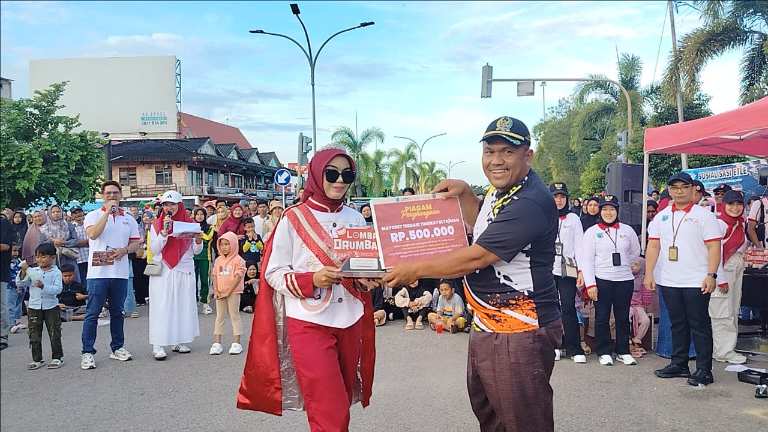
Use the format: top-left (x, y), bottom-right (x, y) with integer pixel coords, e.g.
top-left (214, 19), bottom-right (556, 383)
top-left (387, 143), bottom-right (419, 194)
top-left (359, 149), bottom-right (389, 198)
top-left (0, 82), bottom-right (104, 209)
top-left (663, 0), bottom-right (768, 104)
top-left (331, 126), bottom-right (385, 197)
top-left (413, 161), bottom-right (447, 194)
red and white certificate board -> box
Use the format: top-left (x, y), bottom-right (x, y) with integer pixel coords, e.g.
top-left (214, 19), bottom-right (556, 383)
top-left (371, 194), bottom-right (468, 269)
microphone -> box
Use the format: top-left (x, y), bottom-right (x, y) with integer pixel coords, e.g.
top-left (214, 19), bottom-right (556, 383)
top-left (110, 206), bottom-right (118, 214)
top-left (163, 210), bottom-right (173, 233)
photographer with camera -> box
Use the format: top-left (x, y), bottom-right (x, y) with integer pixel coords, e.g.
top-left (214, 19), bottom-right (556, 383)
top-left (80, 181), bottom-right (141, 370)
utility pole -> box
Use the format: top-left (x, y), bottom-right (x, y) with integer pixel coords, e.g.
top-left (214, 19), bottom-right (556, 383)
top-left (541, 81), bottom-right (546, 119)
top-left (668, 0), bottom-right (688, 169)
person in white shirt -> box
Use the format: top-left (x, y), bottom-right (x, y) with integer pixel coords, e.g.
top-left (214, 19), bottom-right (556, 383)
top-left (578, 195), bottom-right (641, 366)
top-left (645, 172), bottom-right (723, 387)
top-left (252, 200), bottom-right (269, 237)
top-left (551, 182), bottom-right (586, 363)
top-left (746, 194), bottom-right (768, 248)
top-left (237, 148), bottom-right (378, 431)
top-left (710, 190), bottom-right (749, 364)
top-left (80, 181), bottom-right (141, 370)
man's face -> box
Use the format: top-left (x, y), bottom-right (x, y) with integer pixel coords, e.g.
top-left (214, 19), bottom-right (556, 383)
top-left (714, 191), bottom-right (726, 204)
top-left (72, 211), bottom-right (84, 224)
top-left (438, 283), bottom-right (453, 298)
top-left (651, 192), bottom-right (659, 201)
top-left (50, 207), bottom-right (62, 220)
top-left (669, 181), bottom-right (694, 205)
top-left (481, 140), bottom-right (532, 192)
top-left (129, 206), bottom-right (138, 217)
top-left (103, 185), bottom-right (122, 202)
top-left (257, 204), bottom-right (268, 217)
top-left (248, 201), bottom-right (258, 212)
top-left (62, 271), bottom-right (76, 285)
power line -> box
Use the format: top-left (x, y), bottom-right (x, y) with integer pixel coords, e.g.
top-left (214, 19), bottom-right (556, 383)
top-left (652, 3), bottom-right (668, 83)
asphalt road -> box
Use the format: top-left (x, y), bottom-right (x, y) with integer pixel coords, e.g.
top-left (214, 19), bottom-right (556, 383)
top-left (2, 306), bottom-right (767, 431)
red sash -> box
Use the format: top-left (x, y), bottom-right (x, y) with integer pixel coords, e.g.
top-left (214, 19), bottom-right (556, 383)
top-left (236, 203), bottom-right (376, 415)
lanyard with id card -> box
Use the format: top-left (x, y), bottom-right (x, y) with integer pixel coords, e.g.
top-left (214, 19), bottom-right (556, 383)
top-left (602, 227), bottom-right (621, 266)
top-left (669, 210), bottom-right (687, 262)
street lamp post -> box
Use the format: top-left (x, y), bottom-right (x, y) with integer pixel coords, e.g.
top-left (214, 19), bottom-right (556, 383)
top-left (393, 133), bottom-right (447, 165)
top-left (250, 4), bottom-right (374, 156)
top-left (438, 160), bottom-right (466, 178)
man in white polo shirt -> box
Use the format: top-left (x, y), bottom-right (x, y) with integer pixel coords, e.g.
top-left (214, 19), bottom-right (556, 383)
top-left (80, 181), bottom-right (141, 370)
top-left (747, 194), bottom-right (767, 248)
top-left (645, 172), bottom-right (723, 386)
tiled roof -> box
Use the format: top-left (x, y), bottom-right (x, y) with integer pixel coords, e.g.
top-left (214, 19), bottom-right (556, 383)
top-left (214, 143), bottom-right (237, 158)
top-left (178, 112), bottom-right (252, 149)
top-left (258, 151), bottom-right (282, 167)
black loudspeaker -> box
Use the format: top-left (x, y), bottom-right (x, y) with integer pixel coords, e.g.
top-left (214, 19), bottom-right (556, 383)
top-left (605, 162), bottom-right (644, 232)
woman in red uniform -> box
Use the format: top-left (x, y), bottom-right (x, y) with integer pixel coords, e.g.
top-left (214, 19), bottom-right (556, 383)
top-left (237, 148), bottom-right (377, 432)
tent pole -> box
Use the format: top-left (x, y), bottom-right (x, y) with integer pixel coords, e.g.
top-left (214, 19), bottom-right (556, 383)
top-left (668, 0), bottom-right (688, 169)
top-left (641, 151), bottom-right (650, 253)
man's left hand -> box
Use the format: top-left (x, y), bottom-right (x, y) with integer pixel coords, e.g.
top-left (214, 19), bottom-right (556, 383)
top-left (701, 275), bottom-right (716, 294)
top-left (382, 262), bottom-right (421, 288)
top-left (111, 247), bottom-right (127, 261)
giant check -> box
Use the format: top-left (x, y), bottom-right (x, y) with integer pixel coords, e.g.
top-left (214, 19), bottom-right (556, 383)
top-left (370, 194), bottom-right (468, 268)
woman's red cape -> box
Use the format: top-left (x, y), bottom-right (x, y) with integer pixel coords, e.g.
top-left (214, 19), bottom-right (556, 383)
top-left (236, 202), bottom-right (376, 414)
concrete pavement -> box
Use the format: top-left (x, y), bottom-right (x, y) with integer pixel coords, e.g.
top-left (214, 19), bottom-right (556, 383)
top-left (1, 306), bottom-right (767, 431)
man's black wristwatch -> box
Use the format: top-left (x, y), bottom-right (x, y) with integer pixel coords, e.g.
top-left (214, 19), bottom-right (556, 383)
top-left (706, 273), bottom-right (717, 279)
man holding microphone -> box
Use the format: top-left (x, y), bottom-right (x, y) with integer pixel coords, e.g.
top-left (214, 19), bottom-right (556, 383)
top-left (80, 180), bottom-right (141, 370)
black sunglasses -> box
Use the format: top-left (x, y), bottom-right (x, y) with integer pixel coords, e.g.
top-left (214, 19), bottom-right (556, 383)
top-left (325, 168), bottom-right (356, 184)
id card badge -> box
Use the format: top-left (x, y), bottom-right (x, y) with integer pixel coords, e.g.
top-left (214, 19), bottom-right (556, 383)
top-left (612, 252), bottom-right (622, 266)
top-left (555, 242), bottom-right (563, 256)
top-left (668, 246), bottom-right (679, 262)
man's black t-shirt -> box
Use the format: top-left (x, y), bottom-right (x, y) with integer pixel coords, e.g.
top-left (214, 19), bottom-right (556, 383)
top-left (59, 281), bottom-right (88, 307)
top-left (465, 170), bottom-right (560, 332)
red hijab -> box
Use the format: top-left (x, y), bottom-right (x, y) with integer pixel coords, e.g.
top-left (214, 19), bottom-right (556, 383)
top-left (153, 201), bottom-right (194, 269)
top-left (302, 148), bottom-right (356, 212)
top-left (719, 204), bottom-right (745, 265)
top-left (219, 204), bottom-right (245, 235)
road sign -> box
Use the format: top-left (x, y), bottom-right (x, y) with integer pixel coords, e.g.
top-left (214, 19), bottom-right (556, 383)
top-left (274, 168), bottom-right (291, 186)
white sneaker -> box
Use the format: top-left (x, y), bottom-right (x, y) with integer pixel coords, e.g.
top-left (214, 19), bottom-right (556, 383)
top-left (153, 346), bottom-right (167, 360)
top-left (716, 352), bottom-right (748, 364)
top-left (98, 308), bottom-right (108, 318)
top-left (599, 355), bottom-right (614, 366)
top-left (202, 304), bottom-right (213, 315)
top-left (572, 355), bottom-right (587, 364)
top-left (554, 349), bottom-right (562, 361)
top-left (616, 354), bottom-right (638, 365)
top-left (172, 344), bottom-right (191, 354)
top-left (229, 343), bottom-right (243, 355)
top-left (10, 323), bottom-right (26, 333)
top-left (80, 353), bottom-right (96, 370)
top-left (109, 347), bottom-right (133, 361)
top-left (209, 343), bottom-right (224, 355)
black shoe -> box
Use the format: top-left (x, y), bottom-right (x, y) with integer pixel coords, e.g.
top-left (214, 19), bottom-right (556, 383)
top-left (655, 364), bottom-right (691, 378)
top-left (687, 369), bottom-right (714, 386)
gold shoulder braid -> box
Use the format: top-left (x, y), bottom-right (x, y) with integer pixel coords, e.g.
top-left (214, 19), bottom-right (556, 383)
top-left (486, 175), bottom-right (528, 217)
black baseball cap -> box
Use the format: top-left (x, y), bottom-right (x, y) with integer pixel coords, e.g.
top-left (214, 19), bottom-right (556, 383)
top-left (723, 190), bottom-right (744, 204)
top-left (667, 172), bottom-right (693, 185)
top-left (599, 194), bottom-right (619, 209)
top-left (646, 199), bottom-right (658, 209)
top-left (481, 116), bottom-right (531, 146)
top-left (692, 180), bottom-right (710, 197)
top-left (549, 182), bottom-right (568, 196)
top-left (713, 183), bottom-right (733, 194)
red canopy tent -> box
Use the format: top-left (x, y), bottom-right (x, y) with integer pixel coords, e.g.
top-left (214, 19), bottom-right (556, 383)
top-left (640, 96), bottom-right (768, 250)
top-left (644, 96), bottom-right (768, 157)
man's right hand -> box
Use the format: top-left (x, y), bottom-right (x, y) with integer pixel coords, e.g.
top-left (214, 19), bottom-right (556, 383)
top-left (312, 266), bottom-right (342, 289)
top-left (105, 200), bottom-right (120, 214)
top-left (643, 274), bottom-right (656, 292)
top-left (431, 179), bottom-right (471, 198)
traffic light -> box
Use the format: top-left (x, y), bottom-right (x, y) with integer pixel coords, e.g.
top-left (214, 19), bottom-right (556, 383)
top-left (481, 63), bottom-right (493, 98)
top-left (298, 133), bottom-right (313, 165)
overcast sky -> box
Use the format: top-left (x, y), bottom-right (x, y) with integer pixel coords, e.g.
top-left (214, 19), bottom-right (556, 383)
top-left (1, 1), bottom-right (743, 184)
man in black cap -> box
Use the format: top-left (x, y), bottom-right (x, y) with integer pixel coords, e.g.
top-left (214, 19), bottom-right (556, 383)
top-left (550, 182), bottom-right (586, 363)
top-left (384, 116), bottom-right (562, 431)
top-left (713, 183), bottom-right (732, 205)
top-left (645, 172), bottom-right (723, 386)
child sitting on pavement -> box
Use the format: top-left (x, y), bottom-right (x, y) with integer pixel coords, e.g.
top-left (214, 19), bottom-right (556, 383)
top-left (16, 242), bottom-right (64, 370)
top-left (427, 279), bottom-right (467, 333)
top-left (394, 280), bottom-right (432, 330)
top-left (57, 263), bottom-right (88, 321)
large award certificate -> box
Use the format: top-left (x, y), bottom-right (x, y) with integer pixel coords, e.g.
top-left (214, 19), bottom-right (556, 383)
top-left (370, 194), bottom-right (468, 269)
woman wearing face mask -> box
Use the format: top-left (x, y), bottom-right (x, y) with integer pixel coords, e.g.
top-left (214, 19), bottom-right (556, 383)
top-left (577, 195), bottom-right (641, 366)
top-left (147, 191), bottom-right (203, 360)
top-left (710, 190), bottom-right (748, 364)
top-left (238, 148), bottom-right (377, 432)
top-left (580, 197), bottom-right (601, 231)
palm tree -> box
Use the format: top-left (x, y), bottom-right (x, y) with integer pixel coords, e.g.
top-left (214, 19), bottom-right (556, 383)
top-left (663, 1), bottom-right (768, 104)
top-left (331, 126), bottom-right (385, 196)
top-left (414, 161), bottom-right (447, 194)
top-left (359, 149), bottom-right (389, 197)
top-left (387, 143), bottom-right (419, 194)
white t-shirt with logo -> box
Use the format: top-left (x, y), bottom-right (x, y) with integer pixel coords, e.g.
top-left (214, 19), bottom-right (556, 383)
top-left (648, 203), bottom-right (722, 287)
top-left (578, 223), bottom-right (641, 288)
top-left (553, 212), bottom-right (583, 277)
top-left (84, 208), bottom-right (141, 280)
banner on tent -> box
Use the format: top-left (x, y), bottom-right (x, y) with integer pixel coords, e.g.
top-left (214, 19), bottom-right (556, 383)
top-left (685, 159), bottom-right (768, 198)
